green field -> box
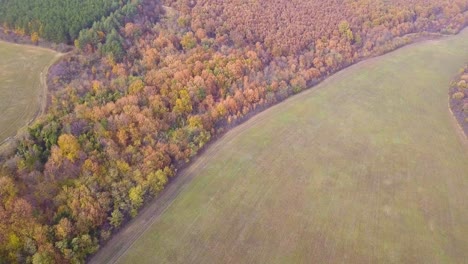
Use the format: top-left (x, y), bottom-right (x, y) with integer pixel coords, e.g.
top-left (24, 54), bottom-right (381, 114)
top-left (0, 41), bottom-right (59, 143)
top-left (93, 30), bottom-right (468, 263)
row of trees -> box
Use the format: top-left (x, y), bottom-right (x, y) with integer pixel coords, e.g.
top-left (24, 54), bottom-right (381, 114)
top-left (449, 65), bottom-right (468, 135)
top-left (1, 0), bottom-right (468, 262)
top-left (0, 0), bottom-right (131, 43)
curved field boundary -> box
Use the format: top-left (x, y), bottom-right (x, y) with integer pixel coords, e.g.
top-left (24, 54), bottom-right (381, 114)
top-left (90, 29), bottom-right (468, 264)
top-left (0, 41), bottom-right (63, 145)
top-left (448, 101), bottom-right (468, 148)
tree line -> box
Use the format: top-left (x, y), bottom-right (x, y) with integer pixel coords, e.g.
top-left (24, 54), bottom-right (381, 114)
top-left (449, 65), bottom-right (468, 135)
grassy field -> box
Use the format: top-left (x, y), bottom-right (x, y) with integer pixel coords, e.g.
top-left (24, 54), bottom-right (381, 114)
top-left (0, 41), bottom-right (59, 143)
top-left (93, 30), bottom-right (468, 264)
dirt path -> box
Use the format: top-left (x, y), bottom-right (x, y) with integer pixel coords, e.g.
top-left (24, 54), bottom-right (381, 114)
top-left (0, 42), bottom-right (63, 146)
top-left (38, 52), bottom-right (65, 115)
top-left (448, 101), bottom-right (468, 149)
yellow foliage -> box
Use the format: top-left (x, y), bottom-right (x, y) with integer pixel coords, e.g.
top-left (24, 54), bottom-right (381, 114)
top-left (58, 134), bottom-right (80, 161)
top-left (74, 39), bottom-right (80, 49)
top-left (452, 92), bottom-right (465, 100)
top-left (128, 79), bottom-right (145, 94)
top-left (216, 103), bottom-right (227, 117)
top-left (188, 115), bottom-right (203, 130)
top-left (174, 89), bottom-right (193, 114)
top-left (180, 32), bottom-right (197, 50)
top-left (55, 218), bottom-right (73, 240)
top-left (31, 32), bottom-right (39, 44)
top-left (346, 29), bottom-right (354, 42)
top-left (457, 80), bottom-right (467, 89)
top-left (338, 20), bottom-right (350, 34)
top-left (128, 185), bottom-right (144, 217)
top-left (116, 160), bottom-right (131, 174)
top-left (147, 169), bottom-right (168, 194)
top-left (92, 80), bottom-right (101, 94)
top-left (14, 27), bottom-right (25, 36)
top-left (8, 233), bottom-right (21, 250)
top-left (97, 31), bottom-right (106, 41)
top-left (0, 176), bottom-right (18, 206)
top-left (82, 159), bottom-right (97, 174)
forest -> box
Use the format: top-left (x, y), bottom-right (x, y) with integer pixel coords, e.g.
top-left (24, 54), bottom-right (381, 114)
top-left (0, 0), bottom-right (131, 43)
top-left (1, 0), bottom-right (468, 262)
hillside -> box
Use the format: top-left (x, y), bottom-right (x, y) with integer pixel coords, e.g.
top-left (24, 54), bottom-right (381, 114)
top-left (99, 27), bottom-right (468, 264)
top-left (1, 0), bottom-right (468, 262)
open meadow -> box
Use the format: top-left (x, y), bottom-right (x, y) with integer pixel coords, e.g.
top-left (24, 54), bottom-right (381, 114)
top-left (97, 30), bottom-right (468, 263)
top-left (0, 41), bottom-right (59, 143)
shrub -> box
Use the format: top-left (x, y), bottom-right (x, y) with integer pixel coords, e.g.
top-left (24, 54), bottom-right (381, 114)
top-left (452, 92), bottom-right (465, 100)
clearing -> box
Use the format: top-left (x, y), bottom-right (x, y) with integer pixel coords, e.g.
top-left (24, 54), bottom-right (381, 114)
top-left (0, 41), bottom-right (60, 143)
top-left (92, 30), bottom-right (468, 263)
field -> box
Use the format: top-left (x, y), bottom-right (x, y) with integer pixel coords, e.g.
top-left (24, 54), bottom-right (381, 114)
top-left (92, 30), bottom-right (468, 263)
top-left (0, 41), bottom-right (59, 143)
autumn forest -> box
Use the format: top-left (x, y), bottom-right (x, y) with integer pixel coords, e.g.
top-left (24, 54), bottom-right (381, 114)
top-left (1, 0), bottom-right (468, 263)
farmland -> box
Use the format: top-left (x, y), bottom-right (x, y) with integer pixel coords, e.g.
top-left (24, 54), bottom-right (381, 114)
top-left (93, 29), bottom-right (468, 263)
top-left (0, 41), bottom-right (59, 143)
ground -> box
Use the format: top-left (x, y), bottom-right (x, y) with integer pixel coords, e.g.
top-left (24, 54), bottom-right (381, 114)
top-left (0, 41), bottom-right (59, 143)
top-left (91, 30), bottom-right (468, 264)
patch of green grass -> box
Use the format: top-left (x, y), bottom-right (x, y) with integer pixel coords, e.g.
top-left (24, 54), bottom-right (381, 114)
top-left (0, 41), bottom-right (58, 142)
top-left (118, 31), bottom-right (468, 263)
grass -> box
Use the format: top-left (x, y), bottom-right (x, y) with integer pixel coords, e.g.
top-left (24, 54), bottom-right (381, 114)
top-left (96, 30), bottom-right (468, 263)
top-left (0, 41), bottom-right (59, 143)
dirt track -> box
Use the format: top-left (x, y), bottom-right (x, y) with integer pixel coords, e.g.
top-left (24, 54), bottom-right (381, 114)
top-left (0, 41), bottom-right (61, 144)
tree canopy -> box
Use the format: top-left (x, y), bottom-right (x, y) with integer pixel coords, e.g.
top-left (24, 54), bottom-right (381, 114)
top-left (0, 0), bottom-right (130, 43)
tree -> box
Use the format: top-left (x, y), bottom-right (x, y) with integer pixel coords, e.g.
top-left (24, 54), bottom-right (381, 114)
top-left (174, 89), bottom-right (193, 115)
top-left (32, 251), bottom-right (54, 264)
top-left (181, 32), bottom-right (197, 50)
top-left (109, 209), bottom-right (124, 228)
top-left (0, 176), bottom-right (18, 206)
top-left (147, 169), bottom-right (169, 194)
top-left (338, 20), bottom-right (351, 34)
top-left (128, 185), bottom-right (144, 217)
top-left (31, 32), bottom-right (39, 44)
top-left (70, 234), bottom-right (99, 262)
top-left (57, 134), bottom-right (80, 162)
top-left (101, 29), bottom-right (124, 62)
top-left (55, 218), bottom-right (74, 240)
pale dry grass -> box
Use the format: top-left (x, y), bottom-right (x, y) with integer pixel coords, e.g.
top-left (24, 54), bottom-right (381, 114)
top-left (0, 41), bottom-right (58, 143)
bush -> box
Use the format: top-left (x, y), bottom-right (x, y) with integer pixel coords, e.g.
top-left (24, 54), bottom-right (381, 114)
top-left (452, 92), bottom-right (465, 100)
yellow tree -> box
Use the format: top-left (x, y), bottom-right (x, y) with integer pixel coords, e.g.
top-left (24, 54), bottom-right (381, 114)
top-left (31, 32), bottom-right (39, 45)
top-left (174, 89), bottom-right (193, 115)
top-left (57, 134), bottom-right (80, 162)
top-left (128, 185), bottom-right (144, 217)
